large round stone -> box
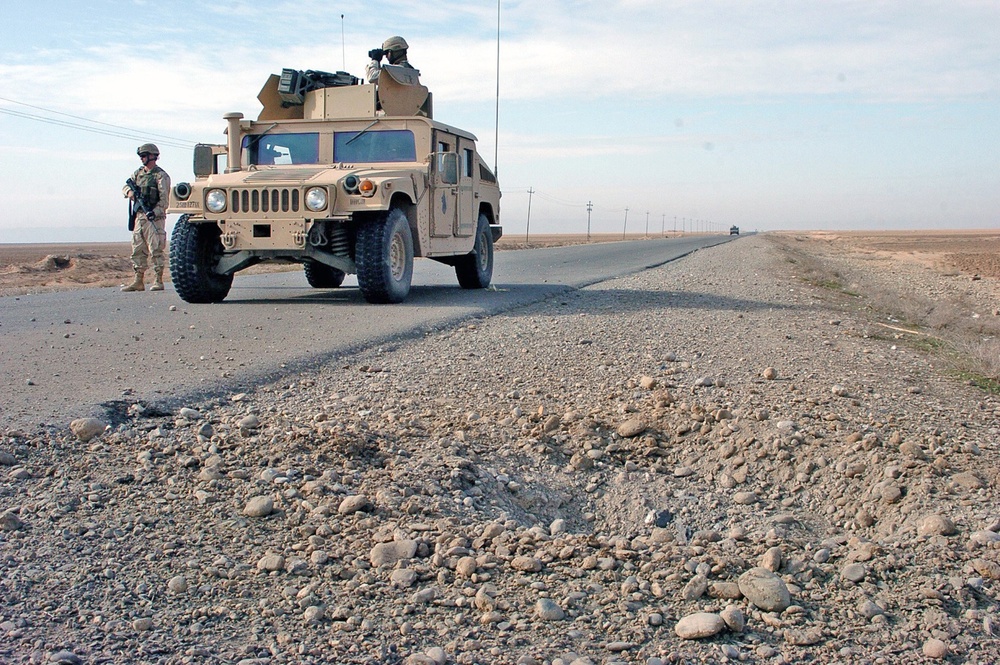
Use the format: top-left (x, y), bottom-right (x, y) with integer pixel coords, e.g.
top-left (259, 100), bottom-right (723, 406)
top-left (369, 539), bottom-right (418, 567)
top-left (675, 612), bottom-right (726, 639)
top-left (738, 566), bottom-right (790, 612)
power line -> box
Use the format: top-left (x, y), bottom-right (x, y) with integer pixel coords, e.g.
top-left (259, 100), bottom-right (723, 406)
top-left (531, 190), bottom-right (588, 207)
top-left (0, 95), bottom-right (197, 149)
top-left (0, 108), bottom-right (193, 150)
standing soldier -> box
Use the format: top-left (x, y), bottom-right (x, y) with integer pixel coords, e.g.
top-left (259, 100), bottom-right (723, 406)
top-left (122, 143), bottom-right (170, 291)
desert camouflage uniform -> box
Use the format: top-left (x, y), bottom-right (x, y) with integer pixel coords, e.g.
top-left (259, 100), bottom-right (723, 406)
top-left (366, 57), bottom-right (416, 83)
top-left (122, 165), bottom-right (170, 275)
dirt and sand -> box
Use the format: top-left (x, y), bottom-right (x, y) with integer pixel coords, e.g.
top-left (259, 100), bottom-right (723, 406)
top-left (2, 230), bottom-right (1000, 665)
top-left (2, 231), bottom-right (998, 299)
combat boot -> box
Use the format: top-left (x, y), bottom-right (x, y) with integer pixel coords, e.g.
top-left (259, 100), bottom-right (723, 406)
top-left (149, 270), bottom-right (165, 291)
top-left (121, 271), bottom-right (145, 292)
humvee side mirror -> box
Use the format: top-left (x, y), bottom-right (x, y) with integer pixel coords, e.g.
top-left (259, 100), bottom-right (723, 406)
top-left (436, 152), bottom-right (459, 185)
top-left (193, 144), bottom-right (216, 178)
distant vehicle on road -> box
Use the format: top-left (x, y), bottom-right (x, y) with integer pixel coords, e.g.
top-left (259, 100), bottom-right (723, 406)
top-left (730, 225), bottom-right (740, 235)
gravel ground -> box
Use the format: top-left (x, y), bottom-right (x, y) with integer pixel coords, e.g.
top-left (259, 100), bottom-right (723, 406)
top-left (2, 234), bottom-right (999, 665)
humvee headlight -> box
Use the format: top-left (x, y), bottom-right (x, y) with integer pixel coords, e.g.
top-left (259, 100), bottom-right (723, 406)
top-left (173, 182), bottom-right (192, 201)
top-left (205, 189), bottom-right (227, 213)
top-left (305, 187), bottom-right (328, 212)
top-left (342, 175), bottom-right (360, 194)
top-left (359, 179), bottom-right (377, 197)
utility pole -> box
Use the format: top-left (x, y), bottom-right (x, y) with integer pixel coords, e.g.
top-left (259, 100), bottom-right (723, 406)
top-left (493, 0), bottom-right (501, 177)
top-left (645, 211), bottom-right (649, 237)
top-left (586, 201), bottom-right (593, 241)
top-left (622, 207), bottom-right (629, 240)
top-left (673, 215), bottom-right (677, 234)
top-left (525, 187), bottom-right (534, 242)
top-left (661, 213), bottom-right (665, 236)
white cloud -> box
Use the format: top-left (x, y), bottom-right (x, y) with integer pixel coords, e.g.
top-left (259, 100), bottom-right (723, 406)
top-left (0, 0), bottom-right (997, 233)
top-left (409, 1), bottom-right (1000, 103)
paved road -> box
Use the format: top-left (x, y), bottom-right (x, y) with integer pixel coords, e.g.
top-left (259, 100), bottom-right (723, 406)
top-left (0, 235), bottom-right (731, 430)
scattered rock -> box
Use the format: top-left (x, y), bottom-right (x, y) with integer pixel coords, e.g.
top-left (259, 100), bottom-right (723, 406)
top-left (674, 612), bottom-right (726, 639)
top-left (48, 651), bottom-right (82, 665)
top-left (243, 495), bottom-right (274, 517)
top-left (370, 540), bottom-right (418, 568)
top-left (257, 554), bottom-right (285, 572)
top-left (69, 417), bottom-right (106, 442)
top-left (166, 575), bottom-right (188, 593)
top-left (511, 556), bottom-right (543, 572)
top-left (535, 598), bottom-right (565, 621)
top-left (617, 418), bottom-right (646, 438)
top-left (923, 638), bottom-right (948, 659)
top-left (784, 627), bottom-right (823, 646)
top-left (720, 605), bottom-right (745, 632)
top-left (0, 510), bottom-right (24, 531)
top-left (132, 618), bottom-right (153, 631)
top-left (918, 514), bottom-right (957, 537)
top-left (841, 563), bottom-right (866, 583)
top-left (738, 567), bottom-right (791, 612)
top-left (339, 494), bottom-right (372, 515)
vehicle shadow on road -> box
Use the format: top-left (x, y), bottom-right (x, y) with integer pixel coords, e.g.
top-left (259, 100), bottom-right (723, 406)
top-left (505, 286), bottom-right (803, 316)
top-left (216, 283), bottom-right (571, 308)
top-left (205, 283), bottom-right (798, 316)
top-left (222, 289), bottom-right (361, 304)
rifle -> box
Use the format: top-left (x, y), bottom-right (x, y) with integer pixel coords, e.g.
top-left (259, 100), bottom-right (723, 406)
top-left (125, 177), bottom-right (156, 231)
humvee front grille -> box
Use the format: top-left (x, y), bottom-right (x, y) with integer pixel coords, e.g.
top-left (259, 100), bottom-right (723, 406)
top-left (230, 188), bottom-right (301, 214)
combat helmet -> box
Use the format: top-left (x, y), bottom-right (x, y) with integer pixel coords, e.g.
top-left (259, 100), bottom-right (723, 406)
top-left (137, 143), bottom-right (160, 156)
top-left (382, 36), bottom-right (408, 52)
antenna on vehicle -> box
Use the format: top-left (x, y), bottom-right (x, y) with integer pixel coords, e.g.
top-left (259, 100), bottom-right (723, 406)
top-left (494, 0), bottom-right (501, 177)
top-left (341, 14), bottom-right (346, 71)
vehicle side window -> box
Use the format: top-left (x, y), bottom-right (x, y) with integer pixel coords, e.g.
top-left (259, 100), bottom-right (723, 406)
top-left (438, 152), bottom-right (459, 185)
top-left (463, 149), bottom-right (474, 178)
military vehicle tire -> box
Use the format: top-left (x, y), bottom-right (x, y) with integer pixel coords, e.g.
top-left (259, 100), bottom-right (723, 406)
top-left (303, 260), bottom-right (346, 288)
top-left (356, 208), bottom-right (413, 304)
top-left (455, 213), bottom-right (494, 289)
top-left (169, 215), bottom-right (234, 304)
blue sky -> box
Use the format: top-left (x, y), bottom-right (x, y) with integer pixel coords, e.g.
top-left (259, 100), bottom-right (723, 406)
top-left (0, 0), bottom-right (997, 242)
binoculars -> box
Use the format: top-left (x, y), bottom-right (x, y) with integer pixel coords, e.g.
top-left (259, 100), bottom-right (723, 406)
top-left (368, 48), bottom-right (385, 61)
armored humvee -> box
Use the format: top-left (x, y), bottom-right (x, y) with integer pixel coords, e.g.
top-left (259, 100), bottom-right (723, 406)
top-left (167, 65), bottom-right (501, 304)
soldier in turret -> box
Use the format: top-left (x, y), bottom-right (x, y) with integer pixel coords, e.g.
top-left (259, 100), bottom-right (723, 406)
top-left (366, 35), bottom-right (418, 83)
top-left (122, 143), bottom-right (171, 292)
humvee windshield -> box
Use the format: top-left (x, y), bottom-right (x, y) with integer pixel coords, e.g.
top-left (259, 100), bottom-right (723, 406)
top-left (244, 132), bottom-right (320, 166)
top-left (334, 130), bottom-right (416, 163)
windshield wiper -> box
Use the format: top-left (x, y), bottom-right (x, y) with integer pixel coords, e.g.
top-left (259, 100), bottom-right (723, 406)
top-left (246, 123), bottom-right (279, 148)
top-left (346, 119), bottom-right (381, 145)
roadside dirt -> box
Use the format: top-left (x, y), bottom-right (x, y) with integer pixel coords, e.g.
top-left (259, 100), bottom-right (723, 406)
top-left (802, 230), bottom-right (1000, 280)
top-left (2, 231), bottom-right (997, 299)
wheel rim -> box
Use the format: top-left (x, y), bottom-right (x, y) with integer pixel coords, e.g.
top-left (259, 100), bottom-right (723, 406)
top-left (477, 230), bottom-right (489, 270)
top-left (389, 231), bottom-right (406, 280)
